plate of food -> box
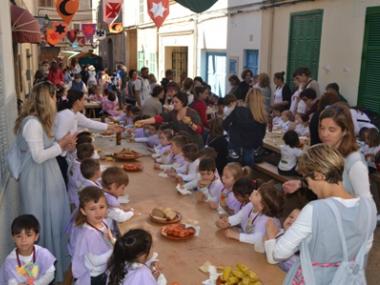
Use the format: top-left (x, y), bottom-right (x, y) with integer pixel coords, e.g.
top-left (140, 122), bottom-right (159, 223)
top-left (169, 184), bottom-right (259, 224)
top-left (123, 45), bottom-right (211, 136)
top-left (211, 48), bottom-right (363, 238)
top-left (160, 223), bottom-right (195, 240)
top-left (114, 148), bottom-right (141, 161)
top-left (150, 208), bottom-right (181, 224)
top-left (123, 163), bottom-right (143, 172)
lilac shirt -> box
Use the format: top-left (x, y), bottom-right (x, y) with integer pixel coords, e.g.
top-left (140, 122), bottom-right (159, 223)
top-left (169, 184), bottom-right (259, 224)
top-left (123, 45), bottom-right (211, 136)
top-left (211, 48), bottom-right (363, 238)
top-left (101, 98), bottom-right (119, 117)
top-left (72, 222), bottom-right (113, 285)
top-left (121, 263), bottom-right (157, 285)
top-left (222, 188), bottom-right (242, 214)
top-left (68, 159), bottom-right (84, 207)
top-left (0, 245), bottom-right (55, 284)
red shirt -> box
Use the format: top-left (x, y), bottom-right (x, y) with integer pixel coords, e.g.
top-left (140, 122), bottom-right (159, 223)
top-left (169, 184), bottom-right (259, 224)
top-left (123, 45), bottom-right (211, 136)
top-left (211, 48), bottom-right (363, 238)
top-left (190, 100), bottom-right (208, 128)
top-left (48, 69), bottom-right (64, 86)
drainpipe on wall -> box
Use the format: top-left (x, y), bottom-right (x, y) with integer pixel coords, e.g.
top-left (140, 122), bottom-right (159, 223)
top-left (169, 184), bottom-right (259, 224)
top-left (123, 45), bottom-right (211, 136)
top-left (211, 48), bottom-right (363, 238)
top-left (156, 26), bottom-right (159, 77)
top-left (267, 0), bottom-right (275, 76)
top-left (193, 15), bottom-right (198, 77)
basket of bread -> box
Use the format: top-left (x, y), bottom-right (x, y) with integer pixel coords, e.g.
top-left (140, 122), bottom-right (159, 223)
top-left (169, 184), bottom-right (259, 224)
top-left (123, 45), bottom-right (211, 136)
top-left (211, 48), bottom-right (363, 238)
top-left (114, 148), bottom-right (141, 161)
top-left (150, 208), bottom-right (181, 224)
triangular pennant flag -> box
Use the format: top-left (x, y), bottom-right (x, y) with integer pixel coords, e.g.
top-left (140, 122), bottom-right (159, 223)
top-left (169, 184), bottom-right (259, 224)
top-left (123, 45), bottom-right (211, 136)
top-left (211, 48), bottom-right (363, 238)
top-left (175, 0), bottom-right (218, 13)
top-left (147, 0), bottom-right (169, 28)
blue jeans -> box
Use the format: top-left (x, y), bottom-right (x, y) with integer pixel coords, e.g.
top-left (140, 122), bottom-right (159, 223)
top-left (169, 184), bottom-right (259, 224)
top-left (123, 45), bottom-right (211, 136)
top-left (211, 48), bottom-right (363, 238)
top-left (242, 148), bottom-right (254, 166)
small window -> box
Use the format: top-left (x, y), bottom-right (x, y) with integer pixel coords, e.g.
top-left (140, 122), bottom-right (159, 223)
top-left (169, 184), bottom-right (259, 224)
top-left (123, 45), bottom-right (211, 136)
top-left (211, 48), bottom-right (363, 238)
top-left (244, 49), bottom-right (259, 75)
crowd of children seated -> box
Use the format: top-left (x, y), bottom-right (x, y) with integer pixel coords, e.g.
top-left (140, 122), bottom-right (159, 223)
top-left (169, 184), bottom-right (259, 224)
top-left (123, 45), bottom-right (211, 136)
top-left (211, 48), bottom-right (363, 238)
top-left (2, 62), bottom-right (379, 285)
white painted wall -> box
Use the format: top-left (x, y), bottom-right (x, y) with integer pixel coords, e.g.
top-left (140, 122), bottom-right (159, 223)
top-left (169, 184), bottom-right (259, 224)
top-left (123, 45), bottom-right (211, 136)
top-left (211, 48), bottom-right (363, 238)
top-left (0, 2), bottom-right (22, 262)
top-left (270, 0), bottom-right (380, 106)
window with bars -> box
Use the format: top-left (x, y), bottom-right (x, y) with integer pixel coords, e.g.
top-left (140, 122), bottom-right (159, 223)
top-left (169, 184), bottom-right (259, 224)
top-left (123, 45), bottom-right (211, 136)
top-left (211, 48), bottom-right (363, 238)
top-left (38, 0), bottom-right (54, 7)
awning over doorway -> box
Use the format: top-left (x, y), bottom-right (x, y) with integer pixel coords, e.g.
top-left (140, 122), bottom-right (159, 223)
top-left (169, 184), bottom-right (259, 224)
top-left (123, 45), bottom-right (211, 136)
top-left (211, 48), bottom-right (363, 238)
top-left (11, 4), bottom-right (41, 44)
top-left (176, 0), bottom-right (218, 13)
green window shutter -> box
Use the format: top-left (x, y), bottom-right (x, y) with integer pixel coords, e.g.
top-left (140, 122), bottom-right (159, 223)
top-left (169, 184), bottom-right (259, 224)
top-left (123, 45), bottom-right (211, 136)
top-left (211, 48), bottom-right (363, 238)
top-left (358, 7), bottom-right (380, 114)
top-left (286, 10), bottom-right (323, 87)
top-left (137, 51), bottom-right (145, 71)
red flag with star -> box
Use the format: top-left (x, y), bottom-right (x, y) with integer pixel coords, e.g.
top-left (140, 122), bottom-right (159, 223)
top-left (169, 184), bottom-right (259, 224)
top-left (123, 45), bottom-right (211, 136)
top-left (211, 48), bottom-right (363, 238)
top-left (147, 0), bottom-right (169, 28)
top-left (103, 0), bottom-right (122, 24)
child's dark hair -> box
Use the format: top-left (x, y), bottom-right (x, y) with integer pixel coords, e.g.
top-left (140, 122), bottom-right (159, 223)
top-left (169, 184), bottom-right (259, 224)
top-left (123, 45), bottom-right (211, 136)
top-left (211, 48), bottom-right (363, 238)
top-left (107, 229), bottom-right (153, 285)
top-left (170, 135), bottom-right (189, 149)
top-left (208, 117), bottom-right (224, 138)
top-left (233, 178), bottom-right (265, 200)
top-left (367, 128), bottom-right (380, 147)
top-left (182, 143), bottom-right (199, 162)
top-left (199, 147), bottom-right (218, 160)
top-left (107, 90), bottom-right (117, 102)
top-left (283, 130), bottom-right (300, 148)
top-left (75, 186), bottom-right (106, 225)
top-left (159, 128), bottom-right (174, 141)
top-left (198, 157), bottom-right (216, 172)
top-left (358, 127), bottom-right (369, 142)
top-left (126, 105), bottom-right (141, 116)
top-left (258, 181), bottom-right (284, 218)
top-left (11, 214), bottom-right (40, 235)
top-left (80, 158), bottom-right (100, 179)
top-left (67, 90), bottom-right (84, 109)
top-left (77, 132), bottom-right (93, 145)
top-left (282, 187), bottom-right (317, 219)
top-left (297, 113), bottom-right (309, 123)
top-left (77, 143), bottom-right (95, 161)
top-left (102, 166), bottom-right (129, 188)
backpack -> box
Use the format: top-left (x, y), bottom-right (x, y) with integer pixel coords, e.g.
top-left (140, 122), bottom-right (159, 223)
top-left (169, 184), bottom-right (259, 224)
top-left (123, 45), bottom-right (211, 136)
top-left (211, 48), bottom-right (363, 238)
top-left (300, 198), bottom-right (374, 285)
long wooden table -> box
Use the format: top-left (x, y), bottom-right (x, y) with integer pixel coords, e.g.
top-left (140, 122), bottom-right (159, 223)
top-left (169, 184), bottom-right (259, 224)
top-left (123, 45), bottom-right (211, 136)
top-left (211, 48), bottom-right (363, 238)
top-left (95, 136), bottom-right (285, 285)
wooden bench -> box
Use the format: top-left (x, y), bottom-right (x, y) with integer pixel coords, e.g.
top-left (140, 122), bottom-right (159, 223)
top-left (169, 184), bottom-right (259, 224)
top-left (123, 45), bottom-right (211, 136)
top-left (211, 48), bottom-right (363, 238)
top-left (253, 161), bottom-right (299, 183)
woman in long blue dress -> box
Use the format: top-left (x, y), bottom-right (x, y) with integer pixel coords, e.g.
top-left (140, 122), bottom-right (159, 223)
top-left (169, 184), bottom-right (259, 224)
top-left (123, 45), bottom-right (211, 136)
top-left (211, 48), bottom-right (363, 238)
top-left (13, 81), bottom-right (76, 281)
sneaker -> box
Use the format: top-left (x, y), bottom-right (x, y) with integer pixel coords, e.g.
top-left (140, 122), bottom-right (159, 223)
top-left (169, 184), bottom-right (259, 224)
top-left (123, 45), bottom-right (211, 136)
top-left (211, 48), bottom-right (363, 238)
top-left (229, 151), bottom-right (240, 159)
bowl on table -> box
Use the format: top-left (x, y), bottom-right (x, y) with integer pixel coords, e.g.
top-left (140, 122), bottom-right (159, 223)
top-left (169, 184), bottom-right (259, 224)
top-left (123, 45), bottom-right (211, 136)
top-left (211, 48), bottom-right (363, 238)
top-left (160, 223), bottom-right (196, 240)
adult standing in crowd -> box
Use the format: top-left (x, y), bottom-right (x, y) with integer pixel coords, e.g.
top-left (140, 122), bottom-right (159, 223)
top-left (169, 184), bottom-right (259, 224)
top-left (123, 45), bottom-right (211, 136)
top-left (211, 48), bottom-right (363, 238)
top-left (293, 66), bottom-right (320, 98)
top-left (307, 91), bottom-right (341, 146)
top-left (267, 144), bottom-right (376, 285)
top-left (227, 74), bottom-right (240, 97)
top-left (191, 85), bottom-right (209, 128)
top-left (47, 61), bottom-right (64, 86)
top-left (136, 92), bottom-right (204, 147)
top-left (223, 88), bottom-right (267, 166)
top-left (161, 69), bottom-right (174, 92)
top-left (12, 82), bottom-right (76, 281)
top-left (257, 73), bottom-right (272, 113)
top-left (182, 77), bottom-right (194, 105)
top-left (54, 90), bottom-right (121, 181)
top-left (284, 103), bottom-right (372, 199)
top-left (273, 71), bottom-right (291, 107)
top-left (134, 67), bottom-right (151, 107)
top-left (142, 85), bottom-right (164, 117)
top-left (235, 69), bottom-right (253, 101)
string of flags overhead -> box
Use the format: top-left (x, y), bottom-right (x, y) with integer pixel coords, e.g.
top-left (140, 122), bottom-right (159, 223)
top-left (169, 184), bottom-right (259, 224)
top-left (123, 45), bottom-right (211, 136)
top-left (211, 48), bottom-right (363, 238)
top-left (42, 0), bottom-right (218, 47)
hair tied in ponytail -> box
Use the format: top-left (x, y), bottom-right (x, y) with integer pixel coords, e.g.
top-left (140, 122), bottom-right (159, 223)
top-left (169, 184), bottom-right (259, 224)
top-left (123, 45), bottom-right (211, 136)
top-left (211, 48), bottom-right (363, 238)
top-left (126, 237), bottom-right (136, 246)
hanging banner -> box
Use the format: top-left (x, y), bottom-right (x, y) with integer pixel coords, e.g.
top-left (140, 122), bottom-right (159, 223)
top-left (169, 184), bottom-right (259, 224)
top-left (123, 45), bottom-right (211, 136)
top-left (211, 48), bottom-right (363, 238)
top-left (95, 29), bottom-right (107, 41)
top-left (109, 22), bottom-right (123, 34)
top-left (51, 21), bottom-right (68, 40)
top-left (66, 29), bottom-right (77, 43)
top-left (175, 0), bottom-right (218, 13)
top-left (103, 0), bottom-right (122, 24)
top-left (46, 28), bottom-right (61, 46)
top-left (82, 23), bottom-right (97, 39)
top-left (147, 0), bottom-right (169, 28)
top-left (55, 0), bottom-right (79, 24)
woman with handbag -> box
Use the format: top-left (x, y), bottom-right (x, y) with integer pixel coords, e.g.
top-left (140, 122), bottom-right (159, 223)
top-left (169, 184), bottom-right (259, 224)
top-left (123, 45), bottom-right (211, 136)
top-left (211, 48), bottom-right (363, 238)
top-left (11, 81), bottom-right (76, 282)
top-left (265, 144), bottom-right (376, 284)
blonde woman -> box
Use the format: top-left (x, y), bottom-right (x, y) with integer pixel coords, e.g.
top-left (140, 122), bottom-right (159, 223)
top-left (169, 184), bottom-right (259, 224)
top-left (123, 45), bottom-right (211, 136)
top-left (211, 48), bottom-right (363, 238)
top-left (266, 144), bottom-right (376, 284)
top-left (13, 81), bottom-right (76, 282)
top-left (223, 88), bottom-right (267, 166)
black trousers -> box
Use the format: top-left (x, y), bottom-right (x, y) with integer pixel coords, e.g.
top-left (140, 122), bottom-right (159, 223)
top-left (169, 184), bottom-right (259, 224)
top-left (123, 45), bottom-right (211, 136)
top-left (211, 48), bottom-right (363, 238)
top-left (91, 273), bottom-right (107, 285)
top-left (56, 155), bottom-right (68, 185)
